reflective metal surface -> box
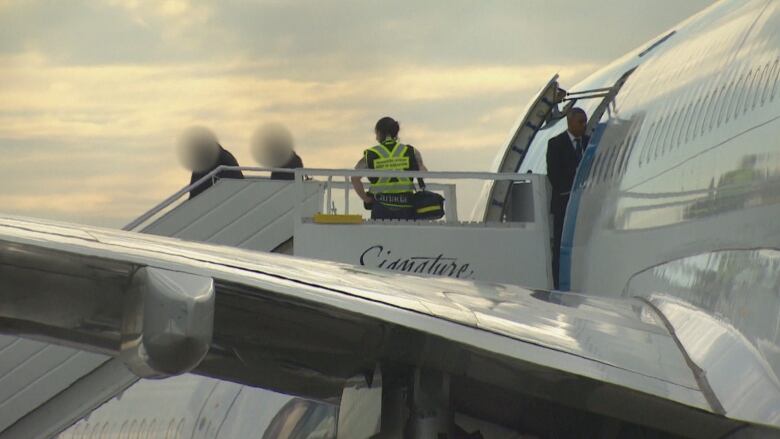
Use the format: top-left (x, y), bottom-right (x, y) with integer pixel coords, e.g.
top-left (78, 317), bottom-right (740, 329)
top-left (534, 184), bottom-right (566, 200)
top-left (511, 0), bottom-right (780, 429)
top-left (626, 249), bottom-right (780, 426)
top-left (120, 267), bottom-right (215, 378)
top-left (0, 214), bottom-right (742, 437)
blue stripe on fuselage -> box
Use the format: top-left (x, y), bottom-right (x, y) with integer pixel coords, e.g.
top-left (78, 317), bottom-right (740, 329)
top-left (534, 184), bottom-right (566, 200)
top-left (559, 122), bottom-right (607, 291)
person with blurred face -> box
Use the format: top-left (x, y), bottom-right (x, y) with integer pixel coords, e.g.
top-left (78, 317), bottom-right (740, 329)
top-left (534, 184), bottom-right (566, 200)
top-left (351, 116), bottom-right (427, 220)
top-left (546, 107), bottom-right (588, 289)
top-left (250, 123), bottom-right (303, 180)
top-left (177, 126), bottom-right (244, 199)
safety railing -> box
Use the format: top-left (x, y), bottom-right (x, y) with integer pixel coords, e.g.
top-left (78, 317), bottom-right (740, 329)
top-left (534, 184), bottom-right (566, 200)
top-left (289, 168), bottom-right (536, 218)
top-left (124, 166), bottom-right (544, 231)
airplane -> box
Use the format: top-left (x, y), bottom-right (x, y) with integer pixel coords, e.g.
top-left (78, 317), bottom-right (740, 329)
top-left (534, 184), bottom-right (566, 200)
top-left (2, 0), bottom-right (780, 437)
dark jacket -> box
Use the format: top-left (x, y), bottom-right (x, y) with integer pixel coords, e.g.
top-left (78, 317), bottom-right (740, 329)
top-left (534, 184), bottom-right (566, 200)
top-left (546, 131), bottom-right (588, 215)
top-left (189, 146), bottom-right (244, 199)
top-left (270, 152), bottom-right (304, 180)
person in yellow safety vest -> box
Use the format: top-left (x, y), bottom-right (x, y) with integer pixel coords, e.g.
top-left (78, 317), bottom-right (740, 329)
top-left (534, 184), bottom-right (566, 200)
top-left (351, 116), bottom-right (428, 220)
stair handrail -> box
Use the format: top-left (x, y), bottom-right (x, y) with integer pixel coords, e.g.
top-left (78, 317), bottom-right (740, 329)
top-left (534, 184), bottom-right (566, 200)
top-left (125, 166), bottom-right (534, 231)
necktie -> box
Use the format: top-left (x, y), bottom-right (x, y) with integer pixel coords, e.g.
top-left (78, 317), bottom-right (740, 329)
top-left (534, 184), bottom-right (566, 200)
top-left (575, 138), bottom-right (582, 162)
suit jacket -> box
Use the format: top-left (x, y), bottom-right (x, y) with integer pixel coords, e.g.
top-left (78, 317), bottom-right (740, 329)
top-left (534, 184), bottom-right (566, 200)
top-left (189, 146), bottom-right (245, 199)
top-left (270, 152), bottom-right (304, 180)
top-left (546, 131), bottom-right (588, 215)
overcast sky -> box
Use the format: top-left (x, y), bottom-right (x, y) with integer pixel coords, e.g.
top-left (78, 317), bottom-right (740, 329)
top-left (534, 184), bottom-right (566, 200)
top-left (0, 0), bottom-right (714, 227)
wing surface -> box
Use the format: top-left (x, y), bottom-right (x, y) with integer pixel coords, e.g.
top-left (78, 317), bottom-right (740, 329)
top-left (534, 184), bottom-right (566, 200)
top-left (0, 215), bottom-right (755, 436)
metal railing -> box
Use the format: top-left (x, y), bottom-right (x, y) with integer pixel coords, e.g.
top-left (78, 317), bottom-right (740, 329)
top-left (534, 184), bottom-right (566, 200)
top-left (123, 166), bottom-right (296, 231)
top-left (124, 166), bottom-right (538, 231)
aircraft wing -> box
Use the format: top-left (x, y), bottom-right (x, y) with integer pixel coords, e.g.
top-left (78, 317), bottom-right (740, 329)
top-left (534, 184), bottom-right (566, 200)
top-left (0, 215), bottom-right (772, 437)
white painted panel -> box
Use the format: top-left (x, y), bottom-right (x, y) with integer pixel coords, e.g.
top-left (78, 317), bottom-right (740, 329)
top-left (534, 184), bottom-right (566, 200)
top-left (295, 221), bottom-right (552, 289)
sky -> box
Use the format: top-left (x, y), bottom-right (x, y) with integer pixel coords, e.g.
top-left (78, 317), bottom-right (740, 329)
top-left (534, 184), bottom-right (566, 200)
top-left (0, 0), bottom-right (714, 228)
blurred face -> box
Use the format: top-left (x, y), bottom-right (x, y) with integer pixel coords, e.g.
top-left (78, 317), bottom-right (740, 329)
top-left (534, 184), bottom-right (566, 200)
top-left (567, 112), bottom-right (587, 138)
top-left (177, 126), bottom-right (219, 172)
top-left (251, 123), bottom-right (294, 167)
top-left (375, 129), bottom-right (382, 143)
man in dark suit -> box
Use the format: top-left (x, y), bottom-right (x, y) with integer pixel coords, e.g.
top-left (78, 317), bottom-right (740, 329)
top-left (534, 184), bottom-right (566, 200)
top-left (178, 126), bottom-right (245, 199)
top-left (546, 107), bottom-right (588, 289)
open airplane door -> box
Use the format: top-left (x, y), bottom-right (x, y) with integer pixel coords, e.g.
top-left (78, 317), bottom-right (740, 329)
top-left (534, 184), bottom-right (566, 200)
top-left (478, 74), bottom-right (562, 222)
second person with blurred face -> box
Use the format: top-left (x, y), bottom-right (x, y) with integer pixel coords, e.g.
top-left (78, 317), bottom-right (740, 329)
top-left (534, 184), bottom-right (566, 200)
top-left (251, 123), bottom-right (303, 180)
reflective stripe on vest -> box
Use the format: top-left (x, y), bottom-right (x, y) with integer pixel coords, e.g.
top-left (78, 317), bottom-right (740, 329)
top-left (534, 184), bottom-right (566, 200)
top-left (365, 141), bottom-right (414, 194)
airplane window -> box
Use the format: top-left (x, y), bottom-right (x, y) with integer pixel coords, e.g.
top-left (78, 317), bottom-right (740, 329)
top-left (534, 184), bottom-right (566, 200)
top-left (686, 95), bottom-right (702, 142)
top-left (619, 128), bottom-right (639, 176)
top-left (602, 146), bottom-right (616, 182)
top-left (262, 398), bottom-right (338, 439)
top-left (100, 422), bottom-right (109, 438)
top-left (770, 58), bottom-right (780, 101)
top-left (640, 119), bottom-right (659, 165)
top-left (166, 419), bottom-right (176, 439)
top-left (129, 419), bottom-right (138, 439)
top-left (699, 87), bottom-right (718, 136)
top-left (737, 68), bottom-right (755, 115)
top-left (615, 136), bottom-right (639, 177)
top-left (146, 419), bottom-right (157, 439)
top-left (753, 61), bottom-right (771, 110)
top-left (591, 149), bottom-right (606, 183)
top-left (721, 75), bottom-right (736, 125)
top-left (660, 107), bottom-right (679, 157)
top-left (607, 143), bottom-right (620, 181)
top-left (733, 68), bottom-right (749, 120)
top-left (746, 64), bottom-right (764, 112)
top-left (175, 418), bottom-right (185, 439)
top-left (717, 76), bottom-right (735, 127)
top-left (621, 131), bottom-right (639, 175)
top-left (84, 422), bottom-right (95, 439)
top-left (596, 146), bottom-right (610, 183)
top-left (727, 70), bottom-right (746, 122)
top-left (674, 102), bottom-right (691, 148)
top-left (697, 89), bottom-right (714, 136)
top-left (761, 58), bottom-right (779, 104)
top-left (668, 104), bottom-right (684, 152)
top-left (640, 120), bottom-right (655, 165)
top-left (705, 85), bottom-right (723, 133)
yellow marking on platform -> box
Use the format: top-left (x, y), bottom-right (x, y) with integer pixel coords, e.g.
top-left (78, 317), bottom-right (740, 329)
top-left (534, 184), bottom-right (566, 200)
top-left (313, 213), bottom-right (363, 224)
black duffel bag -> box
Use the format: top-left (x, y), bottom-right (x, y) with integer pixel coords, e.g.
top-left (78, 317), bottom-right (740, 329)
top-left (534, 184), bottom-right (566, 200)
top-left (412, 179), bottom-right (445, 219)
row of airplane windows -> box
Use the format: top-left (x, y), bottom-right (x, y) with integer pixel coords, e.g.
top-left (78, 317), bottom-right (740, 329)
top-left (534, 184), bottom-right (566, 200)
top-left (585, 55), bottom-right (780, 187)
top-left (58, 417), bottom-right (186, 439)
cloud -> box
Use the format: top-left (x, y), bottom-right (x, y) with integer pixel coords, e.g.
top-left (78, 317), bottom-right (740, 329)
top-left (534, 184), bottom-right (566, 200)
top-left (105, 0), bottom-right (213, 34)
top-left (0, 51), bottom-right (596, 144)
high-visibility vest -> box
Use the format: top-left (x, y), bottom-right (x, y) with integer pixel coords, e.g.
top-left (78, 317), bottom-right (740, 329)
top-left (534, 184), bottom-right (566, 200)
top-left (365, 140), bottom-right (415, 195)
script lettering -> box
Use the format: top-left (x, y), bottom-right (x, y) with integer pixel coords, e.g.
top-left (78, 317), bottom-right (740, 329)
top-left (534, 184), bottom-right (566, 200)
top-left (359, 245), bottom-right (475, 279)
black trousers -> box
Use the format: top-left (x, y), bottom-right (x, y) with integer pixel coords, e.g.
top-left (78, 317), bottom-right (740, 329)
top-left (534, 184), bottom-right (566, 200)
top-left (551, 210), bottom-right (564, 289)
top-left (550, 195), bottom-right (569, 290)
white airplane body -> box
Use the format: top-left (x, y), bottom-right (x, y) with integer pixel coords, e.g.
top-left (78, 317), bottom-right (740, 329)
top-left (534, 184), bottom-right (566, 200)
top-left (2, 0), bottom-right (780, 437)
